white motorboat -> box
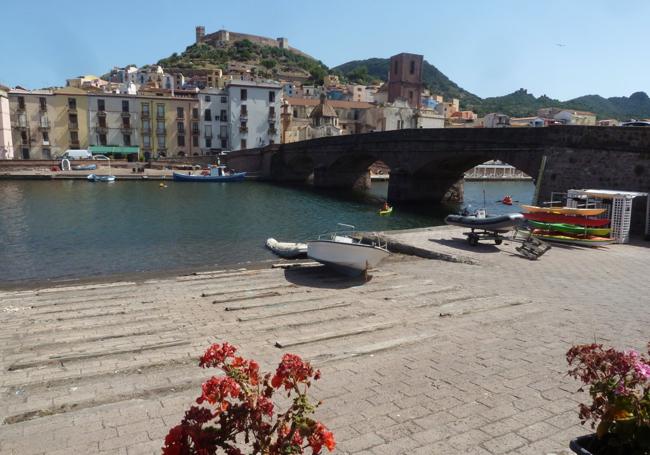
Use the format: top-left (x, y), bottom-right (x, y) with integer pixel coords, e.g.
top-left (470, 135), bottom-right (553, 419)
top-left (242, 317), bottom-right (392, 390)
top-left (307, 224), bottom-right (389, 276)
top-left (87, 174), bottom-right (116, 182)
top-left (265, 238), bottom-right (308, 258)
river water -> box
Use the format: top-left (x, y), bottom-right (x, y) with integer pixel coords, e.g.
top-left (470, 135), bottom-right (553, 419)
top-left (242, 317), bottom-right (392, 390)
top-left (0, 179), bottom-right (534, 284)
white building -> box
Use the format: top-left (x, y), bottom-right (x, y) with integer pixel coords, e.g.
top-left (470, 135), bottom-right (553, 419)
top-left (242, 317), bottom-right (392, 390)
top-left (0, 85), bottom-right (14, 159)
top-left (199, 80), bottom-right (281, 153)
top-left (87, 94), bottom-right (140, 149)
top-left (482, 113), bottom-right (511, 128)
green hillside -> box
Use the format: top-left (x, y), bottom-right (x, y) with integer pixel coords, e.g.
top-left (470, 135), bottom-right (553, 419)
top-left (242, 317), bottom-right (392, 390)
top-left (157, 39), bottom-right (328, 84)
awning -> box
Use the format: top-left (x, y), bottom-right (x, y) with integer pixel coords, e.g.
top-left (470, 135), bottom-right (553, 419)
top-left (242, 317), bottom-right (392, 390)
top-left (89, 146), bottom-right (140, 155)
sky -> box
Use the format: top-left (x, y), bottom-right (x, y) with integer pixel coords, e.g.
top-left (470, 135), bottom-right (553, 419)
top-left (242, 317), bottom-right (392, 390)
top-left (1, 0), bottom-right (648, 100)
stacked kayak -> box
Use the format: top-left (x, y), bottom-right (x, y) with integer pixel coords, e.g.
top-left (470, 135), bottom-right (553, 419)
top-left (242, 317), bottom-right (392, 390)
top-left (521, 205), bottom-right (614, 247)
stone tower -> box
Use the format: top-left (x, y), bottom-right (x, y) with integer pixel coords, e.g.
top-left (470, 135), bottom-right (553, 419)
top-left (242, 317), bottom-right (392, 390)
top-left (195, 26), bottom-right (205, 44)
top-left (277, 37), bottom-right (289, 49)
top-left (387, 53), bottom-right (423, 108)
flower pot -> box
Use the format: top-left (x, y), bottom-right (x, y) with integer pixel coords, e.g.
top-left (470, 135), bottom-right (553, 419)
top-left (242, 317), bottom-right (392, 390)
top-left (569, 434), bottom-right (597, 455)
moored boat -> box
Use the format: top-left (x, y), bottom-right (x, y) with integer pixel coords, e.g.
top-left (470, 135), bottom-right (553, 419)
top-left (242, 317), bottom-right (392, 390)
top-left (173, 165), bottom-right (246, 182)
top-left (265, 238), bottom-right (308, 259)
top-left (521, 204), bottom-right (606, 216)
top-left (87, 174), bottom-right (116, 182)
top-left (526, 220), bottom-right (610, 236)
top-left (307, 224), bottom-right (389, 276)
top-left (523, 212), bottom-right (610, 227)
top-left (444, 212), bottom-right (523, 233)
top-left (72, 164), bottom-right (97, 171)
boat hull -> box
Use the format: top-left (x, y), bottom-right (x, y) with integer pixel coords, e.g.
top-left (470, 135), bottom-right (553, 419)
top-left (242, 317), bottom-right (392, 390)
top-left (527, 220), bottom-right (610, 236)
top-left (521, 204), bottom-right (606, 216)
top-left (266, 238), bottom-right (308, 259)
top-left (378, 207), bottom-right (393, 216)
top-left (307, 240), bottom-right (389, 276)
top-left (87, 174), bottom-right (116, 182)
top-left (523, 212), bottom-right (610, 227)
top-left (72, 164), bottom-right (97, 171)
top-left (444, 213), bottom-right (523, 233)
top-left (172, 172), bottom-right (246, 182)
top-left (531, 230), bottom-right (615, 247)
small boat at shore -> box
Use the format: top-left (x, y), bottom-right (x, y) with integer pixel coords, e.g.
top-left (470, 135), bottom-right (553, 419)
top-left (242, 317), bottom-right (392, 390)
top-left (523, 212), bottom-right (610, 227)
top-left (72, 164), bottom-right (97, 171)
top-left (87, 174), bottom-right (116, 182)
top-left (527, 220), bottom-right (610, 236)
top-left (445, 212), bottom-right (523, 233)
top-left (266, 238), bottom-right (308, 259)
top-left (531, 230), bottom-right (615, 247)
top-left (173, 165), bottom-right (246, 182)
top-left (521, 204), bottom-right (606, 216)
top-left (307, 224), bottom-right (389, 276)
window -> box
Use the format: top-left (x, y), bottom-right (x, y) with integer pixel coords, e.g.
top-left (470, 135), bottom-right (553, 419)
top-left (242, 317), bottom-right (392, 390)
top-left (269, 106), bottom-right (275, 117)
top-left (39, 97), bottom-right (47, 111)
top-left (177, 135), bottom-right (185, 147)
top-left (241, 89), bottom-right (247, 101)
top-left (240, 105), bottom-right (247, 116)
top-left (143, 135), bottom-right (151, 148)
top-left (42, 131), bottom-right (49, 143)
top-left (156, 103), bottom-right (165, 118)
top-left (98, 99), bottom-right (105, 111)
top-left (142, 119), bottom-right (151, 133)
top-left (98, 117), bottom-right (107, 128)
top-left (177, 122), bottom-right (185, 133)
top-left (21, 131), bottom-right (27, 143)
top-left (205, 137), bottom-right (212, 148)
top-left (69, 114), bottom-right (78, 125)
top-left (68, 98), bottom-right (77, 109)
top-left (17, 96), bottom-right (25, 109)
top-left (240, 139), bottom-right (247, 149)
top-left (205, 95), bottom-right (211, 102)
top-left (99, 134), bottom-right (107, 145)
top-left (22, 148), bottom-right (30, 159)
top-left (192, 122), bottom-right (199, 134)
top-left (394, 60), bottom-right (398, 75)
top-left (410, 60), bottom-right (415, 75)
top-left (269, 91), bottom-right (275, 102)
top-left (293, 110), bottom-right (298, 118)
top-left (123, 134), bottom-right (131, 146)
top-left (204, 109), bottom-right (212, 121)
top-left (192, 108), bottom-right (199, 119)
top-left (204, 125), bottom-right (212, 138)
top-left (121, 100), bottom-right (128, 112)
top-left (156, 120), bottom-right (165, 134)
top-left (122, 117), bottom-right (131, 128)
top-left (70, 131), bottom-right (78, 143)
top-left (192, 136), bottom-right (199, 147)
top-left (220, 109), bottom-right (227, 121)
top-left (409, 90), bottom-right (414, 100)
top-left (142, 102), bottom-right (150, 116)
top-left (42, 148), bottom-right (51, 159)
top-left (221, 138), bottom-right (227, 149)
top-left (221, 96), bottom-right (227, 103)
top-left (157, 135), bottom-right (166, 148)
top-left (177, 107), bottom-right (184, 119)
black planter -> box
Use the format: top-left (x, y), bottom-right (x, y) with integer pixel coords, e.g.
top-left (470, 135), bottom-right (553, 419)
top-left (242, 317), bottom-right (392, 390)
top-left (570, 434), bottom-right (597, 455)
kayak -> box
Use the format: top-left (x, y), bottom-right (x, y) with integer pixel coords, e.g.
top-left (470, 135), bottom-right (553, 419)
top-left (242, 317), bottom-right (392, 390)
top-left (531, 230), bottom-right (615, 247)
top-left (379, 206), bottom-right (393, 216)
top-left (521, 204), bottom-right (606, 216)
top-left (527, 220), bottom-right (611, 236)
top-left (523, 212), bottom-right (610, 227)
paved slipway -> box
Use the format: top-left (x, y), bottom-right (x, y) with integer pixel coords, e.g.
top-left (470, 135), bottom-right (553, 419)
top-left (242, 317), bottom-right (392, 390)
top-left (0, 226), bottom-right (648, 455)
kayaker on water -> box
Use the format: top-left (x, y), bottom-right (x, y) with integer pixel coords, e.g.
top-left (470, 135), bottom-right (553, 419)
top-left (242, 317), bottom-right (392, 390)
top-left (382, 201), bottom-right (390, 211)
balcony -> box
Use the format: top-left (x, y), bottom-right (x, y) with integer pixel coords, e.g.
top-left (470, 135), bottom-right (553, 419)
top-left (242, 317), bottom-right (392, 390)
top-left (156, 128), bottom-right (166, 135)
top-left (121, 111), bottom-right (131, 118)
top-left (68, 107), bottom-right (77, 114)
top-left (97, 111), bottom-right (107, 117)
top-left (239, 126), bottom-right (248, 133)
top-left (69, 122), bottom-right (79, 131)
top-left (268, 127), bottom-right (277, 135)
top-left (121, 127), bottom-right (133, 134)
top-left (38, 124), bottom-right (50, 131)
top-left (70, 140), bottom-right (80, 148)
top-left (239, 114), bottom-right (248, 121)
top-left (96, 126), bottom-right (108, 134)
top-left (141, 111), bottom-right (150, 119)
top-left (156, 112), bottom-right (165, 120)
top-left (142, 127), bottom-right (151, 135)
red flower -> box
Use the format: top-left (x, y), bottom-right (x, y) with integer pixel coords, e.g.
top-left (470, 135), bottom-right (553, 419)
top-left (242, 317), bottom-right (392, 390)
top-left (230, 356), bottom-right (261, 385)
top-left (271, 353), bottom-right (318, 390)
top-left (197, 376), bottom-right (241, 406)
top-left (200, 342), bottom-right (237, 368)
top-left (307, 422), bottom-right (336, 454)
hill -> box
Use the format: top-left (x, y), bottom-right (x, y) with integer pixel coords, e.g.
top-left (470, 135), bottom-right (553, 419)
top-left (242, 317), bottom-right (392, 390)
top-left (157, 39), bottom-right (328, 83)
top-left (332, 58), bottom-right (481, 105)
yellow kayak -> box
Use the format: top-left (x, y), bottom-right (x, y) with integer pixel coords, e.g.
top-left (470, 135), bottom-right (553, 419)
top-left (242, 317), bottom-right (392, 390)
top-left (520, 204), bottom-right (606, 216)
top-left (378, 206), bottom-right (393, 216)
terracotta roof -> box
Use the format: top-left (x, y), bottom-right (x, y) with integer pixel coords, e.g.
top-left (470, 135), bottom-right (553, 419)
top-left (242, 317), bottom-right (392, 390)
top-left (309, 100), bottom-right (337, 119)
top-left (287, 97), bottom-right (372, 109)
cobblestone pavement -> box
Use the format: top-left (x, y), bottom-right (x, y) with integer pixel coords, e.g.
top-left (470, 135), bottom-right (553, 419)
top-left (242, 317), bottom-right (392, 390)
top-left (0, 227), bottom-right (648, 454)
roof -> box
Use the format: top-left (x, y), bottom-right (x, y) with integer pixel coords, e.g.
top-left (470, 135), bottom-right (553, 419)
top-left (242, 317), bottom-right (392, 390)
top-left (287, 97), bottom-right (373, 109)
top-left (309, 99), bottom-right (337, 119)
top-left (226, 80), bottom-right (281, 90)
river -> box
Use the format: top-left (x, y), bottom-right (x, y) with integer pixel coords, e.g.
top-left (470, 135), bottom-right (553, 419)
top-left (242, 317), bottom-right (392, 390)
top-left (0, 179), bottom-right (534, 284)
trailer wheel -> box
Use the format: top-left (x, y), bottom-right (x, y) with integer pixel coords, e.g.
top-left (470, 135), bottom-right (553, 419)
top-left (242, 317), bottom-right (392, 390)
top-left (467, 234), bottom-right (479, 246)
top-left (495, 238), bottom-right (503, 245)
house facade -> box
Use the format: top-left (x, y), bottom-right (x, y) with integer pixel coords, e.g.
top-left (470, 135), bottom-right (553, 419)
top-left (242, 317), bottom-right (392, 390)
top-left (0, 85), bottom-right (14, 159)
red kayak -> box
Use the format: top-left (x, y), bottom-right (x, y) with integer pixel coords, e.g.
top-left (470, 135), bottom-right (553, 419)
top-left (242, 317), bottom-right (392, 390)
top-left (523, 212), bottom-right (610, 227)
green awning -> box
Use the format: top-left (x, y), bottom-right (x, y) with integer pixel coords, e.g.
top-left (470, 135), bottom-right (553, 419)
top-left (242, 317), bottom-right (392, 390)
top-left (89, 146), bottom-right (140, 155)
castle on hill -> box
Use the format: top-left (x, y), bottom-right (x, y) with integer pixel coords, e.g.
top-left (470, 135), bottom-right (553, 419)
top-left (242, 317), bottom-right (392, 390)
top-left (194, 26), bottom-right (311, 59)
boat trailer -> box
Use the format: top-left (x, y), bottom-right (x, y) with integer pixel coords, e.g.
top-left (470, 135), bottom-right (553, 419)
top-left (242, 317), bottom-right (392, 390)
top-left (463, 228), bottom-right (551, 260)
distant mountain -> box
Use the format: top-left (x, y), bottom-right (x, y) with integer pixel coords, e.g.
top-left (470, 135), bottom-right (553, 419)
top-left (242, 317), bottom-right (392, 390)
top-left (333, 58), bottom-right (649, 120)
top-left (332, 58), bottom-right (481, 105)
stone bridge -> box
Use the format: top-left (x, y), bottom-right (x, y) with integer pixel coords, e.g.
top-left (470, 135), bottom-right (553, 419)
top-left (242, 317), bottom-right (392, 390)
top-left (226, 127), bottom-right (650, 205)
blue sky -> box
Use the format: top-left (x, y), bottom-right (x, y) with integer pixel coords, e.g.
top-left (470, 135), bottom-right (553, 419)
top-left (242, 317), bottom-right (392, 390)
top-left (1, 0), bottom-right (648, 100)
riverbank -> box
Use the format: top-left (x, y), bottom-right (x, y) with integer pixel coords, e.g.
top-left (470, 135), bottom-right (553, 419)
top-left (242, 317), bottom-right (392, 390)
top-left (1, 226), bottom-right (648, 454)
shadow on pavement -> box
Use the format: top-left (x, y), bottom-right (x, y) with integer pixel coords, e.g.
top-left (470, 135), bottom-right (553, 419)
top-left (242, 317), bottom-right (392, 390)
top-left (283, 265), bottom-right (371, 289)
top-left (429, 237), bottom-right (501, 253)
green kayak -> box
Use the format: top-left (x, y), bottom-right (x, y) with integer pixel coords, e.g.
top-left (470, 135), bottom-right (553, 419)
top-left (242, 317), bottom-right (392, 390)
top-left (527, 220), bottom-right (610, 236)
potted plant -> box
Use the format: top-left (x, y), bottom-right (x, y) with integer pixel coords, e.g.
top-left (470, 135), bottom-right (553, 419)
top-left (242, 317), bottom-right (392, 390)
top-left (162, 342), bottom-right (335, 455)
top-left (566, 342), bottom-right (650, 454)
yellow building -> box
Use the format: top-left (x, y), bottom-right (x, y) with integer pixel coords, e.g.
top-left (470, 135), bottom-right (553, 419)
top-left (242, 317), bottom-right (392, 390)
top-left (51, 87), bottom-right (89, 151)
